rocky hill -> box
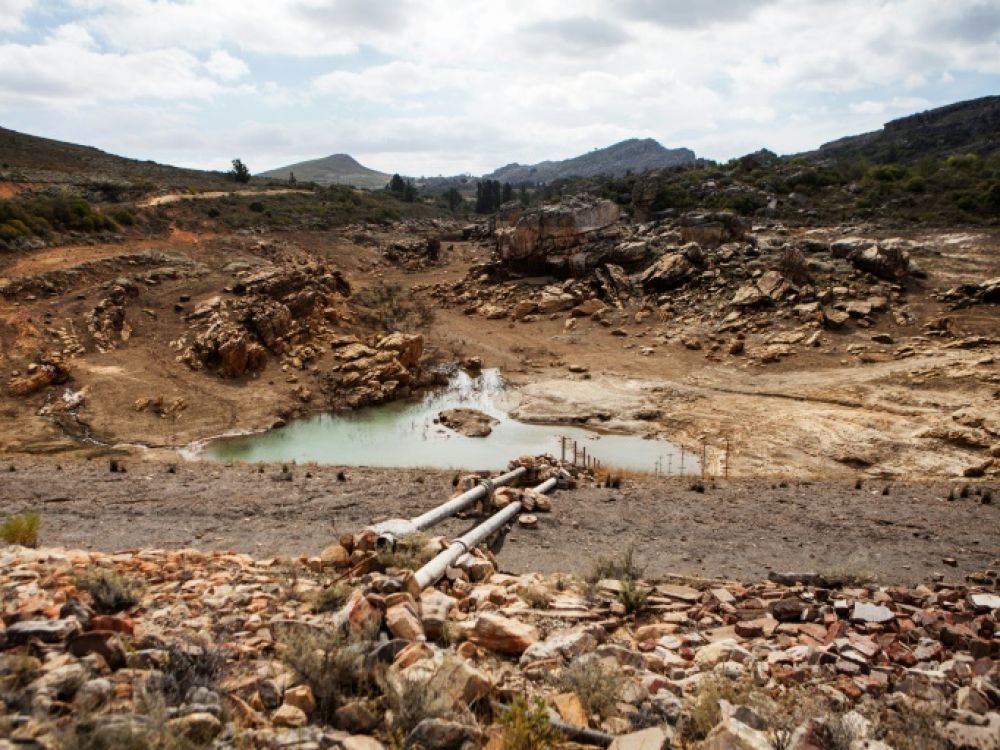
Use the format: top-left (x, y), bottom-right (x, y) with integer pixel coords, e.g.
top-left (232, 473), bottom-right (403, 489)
top-left (258, 154), bottom-right (391, 189)
top-left (810, 95), bottom-right (1000, 164)
top-left (485, 138), bottom-right (696, 184)
top-left (0, 126), bottom-right (234, 188)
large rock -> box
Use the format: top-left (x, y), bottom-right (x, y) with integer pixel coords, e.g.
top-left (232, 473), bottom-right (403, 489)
top-left (438, 408), bottom-right (499, 438)
top-left (376, 333), bottom-right (423, 368)
top-left (680, 212), bottom-right (749, 248)
top-left (702, 717), bottom-right (773, 750)
top-left (496, 198), bottom-right (622, 275)
top-left (609, 727), bottom-right (672, 750)
top-left (640, 253), bottom-right (693, 291)
top-left (468, 614), bottom-right (539, 655)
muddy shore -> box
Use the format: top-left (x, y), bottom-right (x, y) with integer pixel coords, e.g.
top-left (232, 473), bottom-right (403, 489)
top-left (2, 457), bottom-right (995, 586)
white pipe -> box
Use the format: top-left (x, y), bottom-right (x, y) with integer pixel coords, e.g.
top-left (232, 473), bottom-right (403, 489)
top-left (414, 477), bottom-right (557, 590)
top-left (368, 466), bottom-right (526, 544)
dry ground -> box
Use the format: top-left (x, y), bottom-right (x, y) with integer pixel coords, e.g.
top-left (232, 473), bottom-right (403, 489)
top-left (1, 457), bottom-right (996, 586)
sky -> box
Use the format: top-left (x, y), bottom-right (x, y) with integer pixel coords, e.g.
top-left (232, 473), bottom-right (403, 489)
top-left (0, 0), bottom-right (998, 177)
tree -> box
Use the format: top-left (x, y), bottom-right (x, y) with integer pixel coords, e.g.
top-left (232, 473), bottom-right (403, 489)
top-left (402, 182), bottom-right (418, 203)
top-left (288, 171), bottom-right (297, 185)
top-left (518, 184), bottom-right (529, 206)
top-left (444, 187), bottom-right (463, 212)
top-left (501, 182), bottom-right (513, 204)
top-left (387, 173), bottom-right (407, 194)
top-left (230, 158), bottom-right (251, 184)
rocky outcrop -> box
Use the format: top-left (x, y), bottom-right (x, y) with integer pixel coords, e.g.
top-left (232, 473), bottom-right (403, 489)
top-left (940, 277), bottom-right (1000, 308)
top-left (180, 261), bottom-right (349, 378)
top-left (5, 356), bottom-right (71, 396)
top-left (494, 198), bottom-right (627, 276)
top-left (438, 408), bottom-right (498, 438)
top-left (679, 211), bottom-right (749, 248)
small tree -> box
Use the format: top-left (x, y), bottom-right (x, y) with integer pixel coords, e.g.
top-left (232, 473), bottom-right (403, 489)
top-left (444, 187), bottom-right (463, 212)
top-left (230, 158), bottom-right (251, 184)
top-left (387, 173), bottom-right (407, 195)
top-left (288, 171), bottom-right (297, 185)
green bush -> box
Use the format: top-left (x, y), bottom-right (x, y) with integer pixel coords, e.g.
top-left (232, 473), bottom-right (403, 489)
top-left (500, 696), bottom-right (559, 749)
top-left (1, 512), bottom-right (41, 547)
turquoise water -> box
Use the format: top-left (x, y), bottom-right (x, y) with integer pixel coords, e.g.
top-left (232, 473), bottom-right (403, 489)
top-left (202, 370), bottom-right (695, 473)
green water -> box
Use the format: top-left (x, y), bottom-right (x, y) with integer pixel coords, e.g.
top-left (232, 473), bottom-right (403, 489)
top-left (201, 370), bottom-right (695, 473)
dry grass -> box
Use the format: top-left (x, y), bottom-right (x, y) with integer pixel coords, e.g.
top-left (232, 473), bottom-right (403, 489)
top-left (680, 676), bottom-right (755, 742)
top-left (376, 533), bottom-right (438, 572)
top-left (517, 585), bottom-right (552, 610)
top-left (500, 695), bottom-right (560, 750)
top-left (1, 511), bottom-right (41, 547)
top-left (586, 544), bottom-right (644, 585)
top-left (277, 625), bottom-right (374, 722)
top-left (555, 657), bottom-right (624, 720)
top-left (75, 568), bottom-right (141, 614)
top-left (311, 582), bottom-right (353, 613)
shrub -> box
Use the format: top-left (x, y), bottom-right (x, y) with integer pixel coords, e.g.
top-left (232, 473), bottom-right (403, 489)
top-left (680, 676), bottom-right (754, 742)
top-left (500, 695), bottom-right (559, 750)
top-left (75, 568), bottom-right (140, 613)
top-left (1, 512), bottom-right (41, 547)
top-left (108, 207), bottom-right (137, 226)
top-left (618, 578), bottom-right (649, 615)
top-left (248, 201), bottom-right (265, 213)
top-left (376, 533), bottom-right (438, 571)
top-left (278, 626), bottom-right (374, 721)
top-left (160, 640), bottom-right (226, 705)
top-left (518, 585), bottom-right (552, 610)
top-left (311, 582), bottom-right (352, 613)
top-left (382, 673), bottom-right (459, 736)
top-left (354, 284), bottom-right (435, 332)
top-left (586, 544), bottom-right (644, 585)
top-left (556, 657), bottom-right (623, 719)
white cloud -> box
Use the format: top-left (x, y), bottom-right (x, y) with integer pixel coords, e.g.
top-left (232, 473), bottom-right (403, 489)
top-left (0, 0), bottom-right (34, 32)
top-left (1, 0), bottom-right (999, 174)
top-left (205, 50), bottom-right (250, 81)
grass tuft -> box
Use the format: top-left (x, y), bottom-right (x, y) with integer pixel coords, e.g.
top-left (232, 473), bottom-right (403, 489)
top-left (75, 568), bottom-right (141, 614)
top-left (1, 511), bottom-right (41, 547)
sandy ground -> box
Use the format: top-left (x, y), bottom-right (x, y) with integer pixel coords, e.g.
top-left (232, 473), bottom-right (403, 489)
top-left (1, 224), bottom-right (998, 481)
top-left (1, 458), bottom-right (996, 586)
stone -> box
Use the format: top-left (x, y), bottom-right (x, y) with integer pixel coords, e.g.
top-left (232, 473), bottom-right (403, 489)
top-left (338, 589), bottom-right (382, 638)
top-left (167, 712), bottom-right (222, 744)
top-left (939, 712), bottom-right (1000, 750)
top-left (420, 589), bottom-right (455, 640)
top-left (967, 593), bottom-right (1000, 612)
top-left (341, 737), bottom-right (387, 750)
top-left (640, 253), bottom-right (693, 291)
top-left (386, 602), bottom-right (425, 641)
top-left (405, 718), bottom-right (479, 750)
top-left (520, 626), bottom-right (600, 664)
top-left (67, 631), bottom-right (126, 669)
top-left (702, 717), bottom-right (773, 750)
top-left (552, 692), bottom-right (589, 727)
top-left (470, 614), bottom-right (539, 655)
top-left (850, 602), bottom-right (895, 624)
top-left (376, 332), bottom-right (423, 368)
top-left (694, 640), bottom-right (753, 668)
top-left (438, 408), bottom-right (499, 438)
top-left (822, 307), bottom-right (851, 329)
top-left (320, 544), bottom-right (350, 566)
top-left (76, 678), bottom-right (112, 712)
top-left (334, 699), bottom-right (381, 734)
top-left (517, 514), bottom-right (538, 529)
top-left (6, 618), bottom-right (81, 645)
top-left (609, 726), bottom-right (672, 750)
top-left (272, 703), bottom-right (307, 728)
top-left (283, 685), bottom-right (316, 716)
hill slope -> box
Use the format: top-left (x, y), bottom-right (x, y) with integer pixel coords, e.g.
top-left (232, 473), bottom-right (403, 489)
top-left (0, 126), bottom-right (233, 188)
top-left (258, 154), bottom-right (391, 189)
top-left (811, 95), bottom-right (1000, 164)
top-left (484, 138), bottom-right (696, 184)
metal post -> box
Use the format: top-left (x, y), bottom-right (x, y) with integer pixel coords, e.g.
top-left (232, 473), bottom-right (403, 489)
top-left (701, 441), bottom-right (707, 479)
top-left (680, 447), bottom-right (685, 475)
top-left (725, 439), bottom-right (730, 479)
top-left (560, 436), bottom-right (566, 463)
top-left (581, 447), bottom-right (587, 469)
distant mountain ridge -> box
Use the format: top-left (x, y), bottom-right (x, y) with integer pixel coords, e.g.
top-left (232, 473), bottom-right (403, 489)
top-left (257, 154), bottom-right (390, 189)
top-left (810, 95), bottom-right (1000, 164)
top-left (483, 138), bottom-right (696, 184)
top-left (0, 126), bottom-right (232, 188)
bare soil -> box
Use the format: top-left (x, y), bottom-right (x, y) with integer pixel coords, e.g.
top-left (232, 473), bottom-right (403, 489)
top-left (2, 457), bottom-right (996, 586)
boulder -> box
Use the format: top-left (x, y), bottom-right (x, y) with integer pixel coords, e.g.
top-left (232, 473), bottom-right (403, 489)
top-left (609, 727), bottom-right (673, 750)
top-left (376, 333), bottom-right (423, 368)
top-left (640, 253), bottom-right (693, 291)
top-left (438, 409), bottom-right (499, 438)
top-left (702, 717), bottom-right (774, 750)
top-left (680, 211), bottom-right (748, 247)
top-left (469, 614), bottom-right (539, 655)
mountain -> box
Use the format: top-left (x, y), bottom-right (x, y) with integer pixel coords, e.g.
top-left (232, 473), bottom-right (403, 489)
top-left (810, 95), bottom-right (1000, 164)
top-left (257, 154), bottom-right (391, 189)
top-left (0, 126), bottom-right (233, 188)
top-left (483, 138), bottom-right (696, 184)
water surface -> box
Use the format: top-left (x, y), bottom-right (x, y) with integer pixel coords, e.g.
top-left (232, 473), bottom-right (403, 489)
top-left (203, 370), bottom-right (696, 473)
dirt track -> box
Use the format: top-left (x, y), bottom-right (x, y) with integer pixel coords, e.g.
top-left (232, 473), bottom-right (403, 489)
top-left (2, 458), bottom-right (996, 586)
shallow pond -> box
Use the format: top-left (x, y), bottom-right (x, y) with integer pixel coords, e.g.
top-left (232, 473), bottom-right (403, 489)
top-left (202, 370), bottom-right (697, 473)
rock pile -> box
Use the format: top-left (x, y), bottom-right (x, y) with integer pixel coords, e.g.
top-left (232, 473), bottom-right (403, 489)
top-left (2, 519), bottom-right (995, 749)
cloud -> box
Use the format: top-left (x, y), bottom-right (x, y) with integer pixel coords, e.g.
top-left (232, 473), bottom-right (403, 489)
top-left (850, 96), bottom-right (931, 116)
top-left (0, 0), bottom-right (34, 32)
top-left (0, 24), bottom-right (244, 107)
top-left (620, 0), bottom-right (777, 28)
top-left (520, 16), bottom-right (632, 56)
top-left (205, 50), bottom-right (250, 81)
